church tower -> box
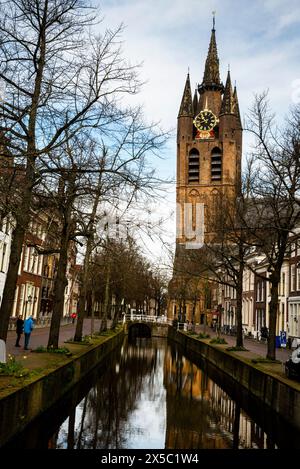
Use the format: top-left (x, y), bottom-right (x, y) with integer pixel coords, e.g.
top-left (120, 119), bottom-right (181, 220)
top-left (168, 19), bottom-right (242, 324)
top-left (176, 20), bottom-right (242, 246)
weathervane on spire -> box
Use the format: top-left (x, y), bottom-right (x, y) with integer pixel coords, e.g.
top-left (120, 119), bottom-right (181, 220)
top-left (212, 10), bottom-right (216, 30)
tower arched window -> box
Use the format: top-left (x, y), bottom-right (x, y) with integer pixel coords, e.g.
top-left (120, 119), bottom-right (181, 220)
top-left (211, 147), bottom-right (222, 182)
top-left (188, 149), bottom-right (200, 183)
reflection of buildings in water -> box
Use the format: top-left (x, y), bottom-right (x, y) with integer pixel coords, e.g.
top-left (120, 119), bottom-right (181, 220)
top-left (55, 338), bottom-right (164, 449)
top-left (164, 345), bottom-right (271, 449)
top-left (53, 339), bottom-right (275, 450)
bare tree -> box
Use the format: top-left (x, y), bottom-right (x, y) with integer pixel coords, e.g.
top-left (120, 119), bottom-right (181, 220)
top-left (244, 93), bottom-right (300, 360)
top-left (0, 0), bottom-right (141, 340)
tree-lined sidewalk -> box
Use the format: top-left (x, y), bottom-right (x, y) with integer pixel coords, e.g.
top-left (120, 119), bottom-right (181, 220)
top-left (5, 318), bottom-right (103, 357)
top-left (194, 324), bottom-right (291, 363)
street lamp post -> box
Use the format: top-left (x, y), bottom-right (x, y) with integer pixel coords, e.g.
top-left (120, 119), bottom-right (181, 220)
top-left (25, 294), bottom-right (38, 319)
top-left (25, 294), bottom-right (32, 319)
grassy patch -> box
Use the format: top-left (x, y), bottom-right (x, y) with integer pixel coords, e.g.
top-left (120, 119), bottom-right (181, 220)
top-left (197, 333), bottom-right (210, 339)
top-left (33, 346), bottom-right (72, 356)
top-left (65, 335), bottom-right (93, 345)
top-left (0, 355), bottom-right (30, 377)
top-left (251, 357), bottom-right (282, 364)
top-left (210, 337), bottom-right (228, 345)
top-left (98, 329), bottom-right (116, 337)
top-left (226, 346), bottom-right (249, 352)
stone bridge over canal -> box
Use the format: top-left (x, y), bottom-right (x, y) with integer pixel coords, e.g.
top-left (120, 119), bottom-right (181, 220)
top-left (123, 314), bottom-right (170, 339)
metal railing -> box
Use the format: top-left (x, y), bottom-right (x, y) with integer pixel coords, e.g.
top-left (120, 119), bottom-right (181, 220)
top-left (124, 314), bottom-right (170, 324)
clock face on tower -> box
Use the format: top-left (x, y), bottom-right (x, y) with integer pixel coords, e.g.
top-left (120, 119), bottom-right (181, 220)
top-left (193, 110), bottom-right (218, 131)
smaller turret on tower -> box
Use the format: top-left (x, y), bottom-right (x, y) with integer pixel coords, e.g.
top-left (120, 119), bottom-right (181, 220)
top-left (177, 72), bottom-right (193, 142)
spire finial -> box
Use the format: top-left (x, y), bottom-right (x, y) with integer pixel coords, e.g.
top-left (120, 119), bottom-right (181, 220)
top-left (199, 15), bottom-right (223, 92)
top-left (188, 66), bottom-right (190, 75)
top-left (212, 10), bottom-right (216, 30)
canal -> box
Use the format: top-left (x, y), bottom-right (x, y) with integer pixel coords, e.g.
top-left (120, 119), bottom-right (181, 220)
top-left (4, 337), bottom-right (300, 449)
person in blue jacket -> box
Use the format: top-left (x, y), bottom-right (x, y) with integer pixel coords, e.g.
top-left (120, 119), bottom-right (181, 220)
top-left (24, 315), bottom-right (34, 350)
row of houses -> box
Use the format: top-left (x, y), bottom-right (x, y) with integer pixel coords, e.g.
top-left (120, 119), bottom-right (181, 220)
top-left (0, 213), bottom-right (80, 323)
top-left (212, 238), bottom-right (300, 341)
top-left (168, 237), bottom-right (300, 342)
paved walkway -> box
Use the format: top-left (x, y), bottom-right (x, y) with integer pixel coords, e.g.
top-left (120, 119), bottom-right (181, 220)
top-left (6, 319), bottom-right (292, 363)
top-left (194, 324), bottom-right (291, 362)
top-left (6, 319), bottom-right (103, 357)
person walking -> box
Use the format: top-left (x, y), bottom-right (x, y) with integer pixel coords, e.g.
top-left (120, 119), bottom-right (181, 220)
top-left (15, 315), bottom-right (24, 347)
top-left (24, 315), bottom-right (34, 350)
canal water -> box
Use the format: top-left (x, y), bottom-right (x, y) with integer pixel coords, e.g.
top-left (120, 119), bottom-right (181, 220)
top-left (4, 337), bottom-right (300, 449)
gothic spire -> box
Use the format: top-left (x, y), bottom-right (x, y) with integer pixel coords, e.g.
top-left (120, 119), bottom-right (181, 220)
top-left (220, 70), bottom-right (233, 114)
top-left (178, 73), bottom-right (193, 117)
top-left (233, 84), bottom-right (242, 127)
top-left (199, 25), bottom-right (223, 93)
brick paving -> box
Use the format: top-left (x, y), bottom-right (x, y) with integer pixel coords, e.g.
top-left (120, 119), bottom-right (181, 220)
top-left (5, 319), bottom-right (102, 357)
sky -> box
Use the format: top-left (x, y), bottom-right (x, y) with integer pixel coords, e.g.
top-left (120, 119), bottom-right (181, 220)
top-left (96, 0), bottom-right (300, 267)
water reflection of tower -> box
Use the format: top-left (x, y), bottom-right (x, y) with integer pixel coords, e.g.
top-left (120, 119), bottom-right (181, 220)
top-left (164, 344), bottom-right (232, 449)
top-left (163, 343), bottom-right (270, 449)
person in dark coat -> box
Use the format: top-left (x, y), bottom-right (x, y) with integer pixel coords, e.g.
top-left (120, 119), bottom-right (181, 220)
top-left (15, 315), bottom-right (24, 347)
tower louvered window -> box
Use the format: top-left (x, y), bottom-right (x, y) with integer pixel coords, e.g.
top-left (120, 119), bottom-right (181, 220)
top-left (211, 147), bottom-right (222, 181)
top-left (188, 149), bottom-right (199, 183)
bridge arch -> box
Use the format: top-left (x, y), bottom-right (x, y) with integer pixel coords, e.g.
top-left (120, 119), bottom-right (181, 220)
top-left (128, 322), bottom-right (152, 340)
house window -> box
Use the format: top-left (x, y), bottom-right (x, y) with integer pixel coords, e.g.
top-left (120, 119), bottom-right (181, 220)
top-left (291, 242), bottom-right (296, 257)
top-left (297, 269), bottom-right (300, 291)
top-left (256, 282), bottom-right (260, 302)
top-left (291, 264), bottom-right (296, 291)
top-left (188, 149), bottom-right (200, 183)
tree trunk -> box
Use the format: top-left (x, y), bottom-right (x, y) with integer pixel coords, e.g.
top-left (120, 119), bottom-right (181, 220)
top-left (267, 278), bottom-right (279, 360)
top-left (47, 230), bottom-right (69, 349)
top-left (100, 262), bottom-right (111, 332)
top-left (74, 284), bottom-right (85, 342)
top-left (0, 17), bottom-right (46, 340)
top-left (0, 223), bottom-right (27, 340)
top-left (0, 155), bottom-right (35, 340)
top-left (74, 175), bottom-right (102, 340)
top-left (235, 260), bottom-right (244, 348)
top-left (67, 407), bottom-right (76, 449)
top-left (232, 404), bottom-right (240, 449)
top-left (91, 291), bottom-right (95, 336)
top-left (48, 170), bottom-right (76, 349)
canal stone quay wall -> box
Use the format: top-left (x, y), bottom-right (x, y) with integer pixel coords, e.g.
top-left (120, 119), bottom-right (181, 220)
top-left (168, 327), bottom-right (300, 430)
top-left (0, 330), bottom-right (124, 447)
